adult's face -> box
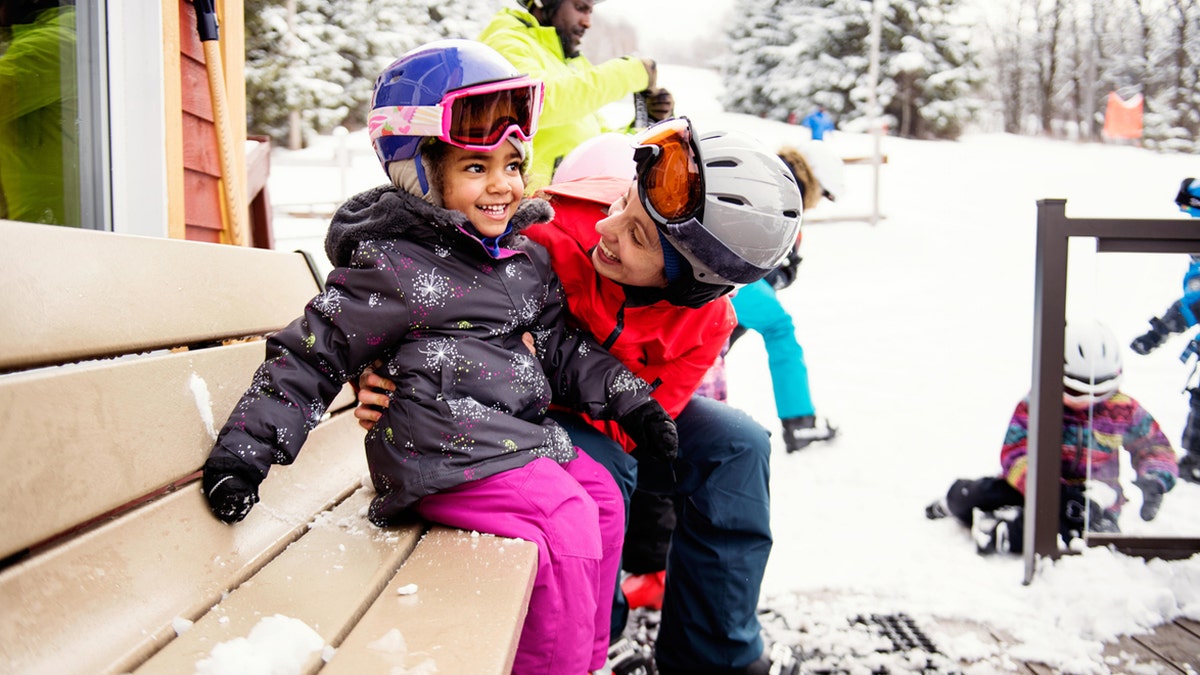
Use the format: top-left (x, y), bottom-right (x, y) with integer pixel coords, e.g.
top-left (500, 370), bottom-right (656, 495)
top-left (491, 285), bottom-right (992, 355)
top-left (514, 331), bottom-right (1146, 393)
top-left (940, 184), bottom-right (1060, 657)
top-left (546, 0), bottom-right (594, 59)
top-left (591, 184), bottom-right (669, 289)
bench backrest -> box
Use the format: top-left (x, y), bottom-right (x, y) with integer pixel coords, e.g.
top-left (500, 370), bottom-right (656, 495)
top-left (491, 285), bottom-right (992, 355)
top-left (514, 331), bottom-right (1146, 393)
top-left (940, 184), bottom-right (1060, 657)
top-left (0, 220), bottom-right (535, 675)
top-left (0, 220), bottom-right (323, 560)
top-left (0, 220), bottom-right (369, 673)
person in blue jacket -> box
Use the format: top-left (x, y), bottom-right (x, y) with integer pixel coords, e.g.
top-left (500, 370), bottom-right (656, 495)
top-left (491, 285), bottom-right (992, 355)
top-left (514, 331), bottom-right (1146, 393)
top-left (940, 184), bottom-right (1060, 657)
top-left (801, 106), bottom-right (834, 141)
top-left (1127, 177), bottom-right (1200, 484)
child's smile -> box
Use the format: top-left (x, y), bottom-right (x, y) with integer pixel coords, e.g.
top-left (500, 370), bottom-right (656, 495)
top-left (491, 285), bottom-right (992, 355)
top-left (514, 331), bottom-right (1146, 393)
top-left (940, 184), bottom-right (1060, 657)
top-left (441, 144), bottom-right (525, 240)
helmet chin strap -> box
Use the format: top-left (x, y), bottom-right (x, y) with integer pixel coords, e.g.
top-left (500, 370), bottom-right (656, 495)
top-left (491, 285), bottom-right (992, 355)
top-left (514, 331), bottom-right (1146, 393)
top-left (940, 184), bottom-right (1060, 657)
top-left (415, 147), bottom-right (430, 195)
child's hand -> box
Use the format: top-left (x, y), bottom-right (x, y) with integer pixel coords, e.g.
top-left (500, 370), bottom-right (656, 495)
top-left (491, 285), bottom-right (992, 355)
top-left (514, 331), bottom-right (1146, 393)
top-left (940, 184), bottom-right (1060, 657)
top-left (355, 366), bottom-right (396, 431)
top-left (202, 457), bottom-right (262, 523)
top-left (1133, 477), bottom-right (1164, 521)
top-left (1130, 328), bottom-right (1164, 355)
top-left (619, 400), bottom-right (679, 461)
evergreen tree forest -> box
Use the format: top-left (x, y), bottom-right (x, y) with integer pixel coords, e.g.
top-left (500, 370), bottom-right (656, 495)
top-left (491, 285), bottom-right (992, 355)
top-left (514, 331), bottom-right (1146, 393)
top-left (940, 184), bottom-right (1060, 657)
top-left (976, 0), bottom-right (1199, 151)
top-left (721, 0), bottom-right (982, 140)
top-left (720, 0), bottom-right (1199, 149)
top-left (244, 0), bottom-right (502, 148)
top-left (243, 0), bottom-right (1199, 152)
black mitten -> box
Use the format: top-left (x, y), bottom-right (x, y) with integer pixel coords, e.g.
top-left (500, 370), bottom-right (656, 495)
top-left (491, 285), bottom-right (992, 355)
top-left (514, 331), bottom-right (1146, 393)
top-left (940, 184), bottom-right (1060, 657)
top-left (1130, 325), bottom-right (1166, 355)
top-left (1131, 314), bottom-right (1180, 355)
top-left (619, 400), bottom-right (679, 461)
top-left (1133, 477), bottom-right (1164, 521)
top-left (1059, 484), bottom-right (1088, 542)
top-left (202, 456), bottom-right (263, 523)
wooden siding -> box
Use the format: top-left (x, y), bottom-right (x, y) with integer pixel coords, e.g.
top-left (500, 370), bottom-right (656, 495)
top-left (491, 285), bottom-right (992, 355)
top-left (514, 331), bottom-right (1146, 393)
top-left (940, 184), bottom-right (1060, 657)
top-left (173, 0), bottom-right (252, 246)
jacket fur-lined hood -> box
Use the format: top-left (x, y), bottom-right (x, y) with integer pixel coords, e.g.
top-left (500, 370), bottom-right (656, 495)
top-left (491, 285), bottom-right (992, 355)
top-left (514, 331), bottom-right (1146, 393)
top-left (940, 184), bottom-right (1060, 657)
top-left (325, 185), bottom-right (554, 267)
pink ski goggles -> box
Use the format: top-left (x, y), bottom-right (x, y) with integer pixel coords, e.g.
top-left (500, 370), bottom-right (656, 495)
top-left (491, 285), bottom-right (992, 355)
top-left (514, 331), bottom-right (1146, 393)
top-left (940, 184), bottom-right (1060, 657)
top-left (369, 76), bottom-right (545, 152)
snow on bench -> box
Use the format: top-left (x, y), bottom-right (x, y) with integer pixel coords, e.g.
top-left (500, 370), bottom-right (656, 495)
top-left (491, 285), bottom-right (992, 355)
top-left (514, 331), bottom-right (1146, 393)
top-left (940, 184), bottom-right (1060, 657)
top-left (0, 220), bottom-right (535, 674)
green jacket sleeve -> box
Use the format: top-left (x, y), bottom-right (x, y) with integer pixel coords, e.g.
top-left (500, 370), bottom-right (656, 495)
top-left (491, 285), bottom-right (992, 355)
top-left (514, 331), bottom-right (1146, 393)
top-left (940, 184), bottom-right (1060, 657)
top-left (478, 9), bottom-right (650, 129)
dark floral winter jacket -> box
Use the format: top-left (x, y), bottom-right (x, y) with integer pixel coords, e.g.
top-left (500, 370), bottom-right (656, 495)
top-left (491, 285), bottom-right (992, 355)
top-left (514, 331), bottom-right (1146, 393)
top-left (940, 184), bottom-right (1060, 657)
top-left (207, 186), bottom-right (654, 525)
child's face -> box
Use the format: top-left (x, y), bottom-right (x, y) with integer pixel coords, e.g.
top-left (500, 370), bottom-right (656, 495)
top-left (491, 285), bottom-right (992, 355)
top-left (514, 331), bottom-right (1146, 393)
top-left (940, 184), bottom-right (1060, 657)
top-left (440, 144), bottom-right (525, 239)
top-left (591, 185), bottom-right (669, 289)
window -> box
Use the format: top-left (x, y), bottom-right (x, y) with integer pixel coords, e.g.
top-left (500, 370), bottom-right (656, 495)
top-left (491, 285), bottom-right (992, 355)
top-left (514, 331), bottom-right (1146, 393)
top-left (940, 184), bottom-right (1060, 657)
top-left (0, 0), bottom-right (107, 229)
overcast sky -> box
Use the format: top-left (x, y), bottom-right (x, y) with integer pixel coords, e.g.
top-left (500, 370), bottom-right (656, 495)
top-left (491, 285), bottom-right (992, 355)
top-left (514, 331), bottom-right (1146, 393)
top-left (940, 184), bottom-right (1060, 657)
top-left (591, 0), bottom-right (736, 57)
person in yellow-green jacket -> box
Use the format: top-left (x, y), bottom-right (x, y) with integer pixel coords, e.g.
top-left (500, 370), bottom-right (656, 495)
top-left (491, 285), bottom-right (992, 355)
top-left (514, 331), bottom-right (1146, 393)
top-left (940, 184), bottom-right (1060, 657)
top-left (478, 0), bottom-right (674, 189)
top-left (0, 0), bottom-right (79, 226)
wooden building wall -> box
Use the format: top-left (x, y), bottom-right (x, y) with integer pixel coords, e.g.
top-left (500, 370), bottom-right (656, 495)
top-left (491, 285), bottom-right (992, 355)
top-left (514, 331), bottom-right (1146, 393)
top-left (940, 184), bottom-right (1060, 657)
top-left (167, 0), bottom-right (249, 246)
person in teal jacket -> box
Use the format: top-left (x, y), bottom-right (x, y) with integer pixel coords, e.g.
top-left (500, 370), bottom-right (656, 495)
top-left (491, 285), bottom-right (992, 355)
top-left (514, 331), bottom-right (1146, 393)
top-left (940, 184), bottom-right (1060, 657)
top-left (478, 0), bottom-right (672, 189)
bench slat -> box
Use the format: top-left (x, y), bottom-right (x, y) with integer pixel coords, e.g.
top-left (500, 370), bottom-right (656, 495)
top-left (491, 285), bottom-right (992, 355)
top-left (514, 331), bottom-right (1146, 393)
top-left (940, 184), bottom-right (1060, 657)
top-left (0, 219), bottom-right (320, 371)
top-left (0, 341), bottom-right (358, 560)
top-left (321, 526), bottom-right (536, 675)
top-left (0, 411), bottom-right (367, 675)
top-left (134, 488), bottom-right (423, 674)
top-left (0, 341), bottom-right (267, 559)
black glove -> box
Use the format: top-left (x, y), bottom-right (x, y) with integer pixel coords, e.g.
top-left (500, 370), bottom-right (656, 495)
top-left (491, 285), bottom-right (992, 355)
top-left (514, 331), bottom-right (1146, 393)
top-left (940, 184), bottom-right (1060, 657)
top-left (639, 58), bottom-right (658, 92)
top-left (645, 88), bottom-right (675, 122)
top-left (1130, 314), bottom-right (1181, 355)
top-left (1176, 177), bottom-right (1199, 212)
top-left (1130, 326), bottom-right (1166, 355)
top-left (1133, 477), bottom-right (1164, 521)
top-left (202, 456), bottom-right (263, 523)
top-left (1059, 484), bottom-right (1089, 542)
top-left (619, 400), bottom-right (679, 461)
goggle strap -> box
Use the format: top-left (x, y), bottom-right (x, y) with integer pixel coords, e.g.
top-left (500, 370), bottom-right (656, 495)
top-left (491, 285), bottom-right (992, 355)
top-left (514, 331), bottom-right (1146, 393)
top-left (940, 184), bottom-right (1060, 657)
top-left (369, 105), bottom-right (446, 141)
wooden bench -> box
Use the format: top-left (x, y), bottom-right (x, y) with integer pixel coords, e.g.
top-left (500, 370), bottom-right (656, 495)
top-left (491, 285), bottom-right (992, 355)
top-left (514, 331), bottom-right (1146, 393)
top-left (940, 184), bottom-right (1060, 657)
top-left (0, 220), bottom-right (536, 674)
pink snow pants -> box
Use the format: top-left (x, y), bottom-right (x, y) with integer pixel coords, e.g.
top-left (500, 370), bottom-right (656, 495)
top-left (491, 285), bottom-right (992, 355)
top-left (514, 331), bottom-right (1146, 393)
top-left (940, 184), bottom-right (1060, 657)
top-left (415, 454), bottom-right (624, 673)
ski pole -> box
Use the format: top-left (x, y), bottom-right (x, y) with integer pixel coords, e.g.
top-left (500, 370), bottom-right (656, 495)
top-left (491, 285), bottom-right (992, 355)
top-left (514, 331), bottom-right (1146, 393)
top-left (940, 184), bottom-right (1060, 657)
top-left (193, 0), bottom-right (249, 246)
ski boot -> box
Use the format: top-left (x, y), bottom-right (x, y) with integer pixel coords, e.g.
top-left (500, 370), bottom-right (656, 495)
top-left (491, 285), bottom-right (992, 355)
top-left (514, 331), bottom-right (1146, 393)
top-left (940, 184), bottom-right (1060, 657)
top-left (605, 636), bottom-right (656, 675)
top-left (780, 415), bottom-right (837, 453)
top-left (971, 506), bottom-right (1022, 555)
top-left (1180, 451), bottom-right (1200, 484)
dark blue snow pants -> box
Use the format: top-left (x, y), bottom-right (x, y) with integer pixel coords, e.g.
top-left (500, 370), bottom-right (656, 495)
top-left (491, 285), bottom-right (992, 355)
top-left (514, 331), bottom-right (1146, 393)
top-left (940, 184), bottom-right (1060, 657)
top-left (552, 395), bottom-right (774, 673)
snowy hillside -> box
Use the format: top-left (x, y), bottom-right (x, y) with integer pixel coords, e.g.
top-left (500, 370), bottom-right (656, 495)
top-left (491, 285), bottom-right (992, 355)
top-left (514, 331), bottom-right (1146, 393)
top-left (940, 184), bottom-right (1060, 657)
top-left (268, 63), bottom-right (1200, 673)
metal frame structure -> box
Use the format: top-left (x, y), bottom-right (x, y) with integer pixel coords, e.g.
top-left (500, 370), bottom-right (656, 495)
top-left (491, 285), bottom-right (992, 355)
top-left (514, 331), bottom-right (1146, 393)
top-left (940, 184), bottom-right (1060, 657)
top-left (1024, 199), bottom-right (1200, 584)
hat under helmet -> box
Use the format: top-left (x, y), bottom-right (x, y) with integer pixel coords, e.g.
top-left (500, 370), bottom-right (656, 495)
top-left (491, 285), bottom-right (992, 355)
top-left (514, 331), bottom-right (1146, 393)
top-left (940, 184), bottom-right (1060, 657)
top-left (661, 129), bottom-right (803, 291)
top-left (1063, 319), bottom-right (1123, 406)
top-left (370, 39), bottom-right (534, 200)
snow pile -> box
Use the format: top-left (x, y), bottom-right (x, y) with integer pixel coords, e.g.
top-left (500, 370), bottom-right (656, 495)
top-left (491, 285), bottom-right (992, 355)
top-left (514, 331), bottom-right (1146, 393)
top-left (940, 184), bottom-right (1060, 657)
top-left (195, 615), bottom-right (325, 675)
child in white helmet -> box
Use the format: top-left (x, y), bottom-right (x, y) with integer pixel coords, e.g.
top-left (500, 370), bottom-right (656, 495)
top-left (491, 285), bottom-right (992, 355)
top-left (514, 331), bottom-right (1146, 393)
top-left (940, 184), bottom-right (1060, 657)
top-left (926, 319), bottom-right (1179, 554)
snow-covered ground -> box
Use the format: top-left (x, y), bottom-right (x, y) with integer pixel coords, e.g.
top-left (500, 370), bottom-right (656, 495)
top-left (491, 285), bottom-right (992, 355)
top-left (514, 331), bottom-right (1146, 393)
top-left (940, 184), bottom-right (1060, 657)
top-left (268, 65), bottom-right (1200, 673)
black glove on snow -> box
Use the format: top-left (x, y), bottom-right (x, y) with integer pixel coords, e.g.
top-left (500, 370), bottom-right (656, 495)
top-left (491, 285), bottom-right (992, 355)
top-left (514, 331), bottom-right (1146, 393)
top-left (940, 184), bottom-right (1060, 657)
top-left (1133, 477), bottom-right (1165, 521)
top-left (619, 400), bottom-right (679, 461)
top-left (202, 456), bottom-right (263, 523)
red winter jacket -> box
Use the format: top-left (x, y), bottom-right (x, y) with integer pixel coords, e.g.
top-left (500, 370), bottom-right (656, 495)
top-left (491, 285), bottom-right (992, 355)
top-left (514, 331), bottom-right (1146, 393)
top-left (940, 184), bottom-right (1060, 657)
top-left (528, 178), bottom-right (737, 452)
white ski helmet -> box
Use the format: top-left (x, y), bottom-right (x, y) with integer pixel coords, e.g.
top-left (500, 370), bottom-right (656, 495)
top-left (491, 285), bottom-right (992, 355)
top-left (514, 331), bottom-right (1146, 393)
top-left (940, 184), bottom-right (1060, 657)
top-left (633, 119), bottom-right (803, 294)
top-left (1062, 319), bottom-right (1123, 406)
top-left (682, 128), bottom-right (803, 287)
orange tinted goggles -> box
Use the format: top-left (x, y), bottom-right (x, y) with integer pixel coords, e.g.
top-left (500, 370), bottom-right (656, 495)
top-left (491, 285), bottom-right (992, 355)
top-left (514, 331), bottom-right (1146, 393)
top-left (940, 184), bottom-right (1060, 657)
top-left (633, 117), bottom-right (704, 225)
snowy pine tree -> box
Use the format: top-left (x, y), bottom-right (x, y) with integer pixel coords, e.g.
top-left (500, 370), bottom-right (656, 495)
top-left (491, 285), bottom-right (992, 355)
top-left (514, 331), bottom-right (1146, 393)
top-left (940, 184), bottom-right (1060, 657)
top-left (720, 0), bottom-right (982, 139)
top-left (245, 0), bottom-right (503, 147)
top-left (720, 0), bottom-right (794, 119)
